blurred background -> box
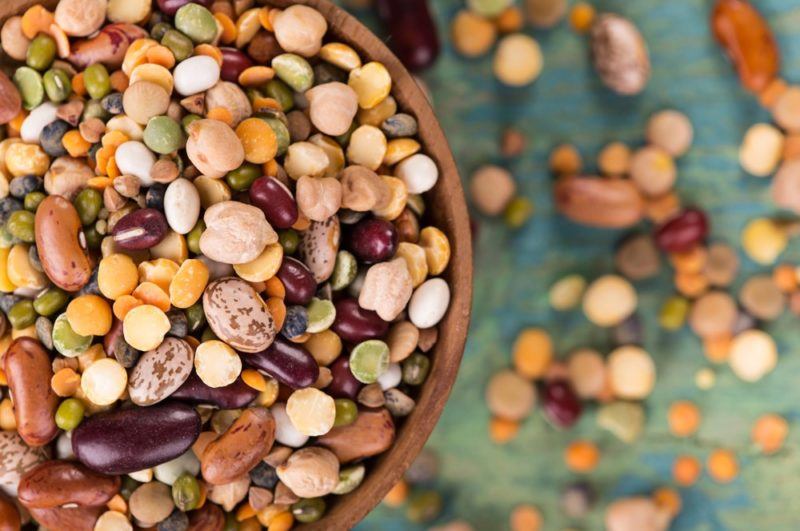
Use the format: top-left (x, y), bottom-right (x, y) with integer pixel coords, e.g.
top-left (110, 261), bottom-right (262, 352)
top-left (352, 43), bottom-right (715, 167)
top-left (338, 0), bottom-right (800, 530)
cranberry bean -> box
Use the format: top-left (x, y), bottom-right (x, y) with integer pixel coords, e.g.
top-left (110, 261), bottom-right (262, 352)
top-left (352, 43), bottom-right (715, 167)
top-left (201, 408), bottom-right (275, 485)
top-left (376, 0), bottom-right (440, 72)
top-left (156, 0), bottom-right (212, 16)
top-left (327, 355), bottom-right (362, 399)
top-left (0, 493), bottom-right (20, 531)
top-left (541, 379), bottom-right (583, 429)
top-left (332, 298), bottom-right (389, 343)
top-left (247, 337), bottom-right (319, 389)
top-left (18, 460), bottom-right (120, 509)
top-left (249, 176), bottom-right (298, 230)
top-left (653, 208), bottom-right (709, 253)
top-left (112, 208), bottom-right (169, 250)
top-left (72, 402), bottom-right (201, 475)
top-left (4, 338), bottom-right (58, 447)
top-left (220, 47), bottom-right (254, 83)
top-left (276, 257), bottom-right (317, 305)
top-left (172, 372), bottom-right (258, 409)
top-left (188, 503), bottom-right (225, 531)
top-left (28, 506), bottom-right (102, 531)
top-left (347, 218), bottom-right (398, 263)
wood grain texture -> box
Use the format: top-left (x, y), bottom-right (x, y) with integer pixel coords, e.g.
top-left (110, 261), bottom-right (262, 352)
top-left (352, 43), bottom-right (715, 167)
top-left (0, 1), bottom-right (472, 530)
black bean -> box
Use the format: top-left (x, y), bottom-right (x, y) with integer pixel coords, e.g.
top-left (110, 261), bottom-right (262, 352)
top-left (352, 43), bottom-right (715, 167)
top-left (146, 183), bottom-right (167, 211)
top-left (249, 461), bottom-right (279, 489)
top-left (158, 510), bottom-right (189, 531)
top-left (281, 305), bottom-right (308, 339)
top-left (9, 175), bottom-right (42, 199)
top-left (39, 120), bottom-right (70, 157)
top-left (167, 309), bottom-right (188, 338)
top-left (101, 93), bottom-right (124, 115)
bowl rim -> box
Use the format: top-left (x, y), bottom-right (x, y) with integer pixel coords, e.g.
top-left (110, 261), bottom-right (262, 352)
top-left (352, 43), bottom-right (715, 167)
top-left (0, 0), bottom-right (474, 529)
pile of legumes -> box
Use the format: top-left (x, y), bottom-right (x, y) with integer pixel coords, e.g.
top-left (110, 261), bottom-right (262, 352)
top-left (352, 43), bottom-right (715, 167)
top-left (0, 0), bottom-right (454, 528)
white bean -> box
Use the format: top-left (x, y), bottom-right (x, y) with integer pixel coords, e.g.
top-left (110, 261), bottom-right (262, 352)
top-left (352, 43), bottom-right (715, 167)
top-left (408, 278), bottom-right (450, 328)
top-left (115, 141), bottom-right (156, 186)
top-left (377, 362), bottom-right (402, 390)
top-left (271, 403), bottom-right (309, 448)
top-left (20, 102), bottom-right (58, 144)
top-left (173, 55), bottom-right (221, 96)
top-left (164, 178), bottom-right (200, 234)
top-left (153, 450), bottom-right (200, 486)
top-left (396, 154), bottom-right (439, 194)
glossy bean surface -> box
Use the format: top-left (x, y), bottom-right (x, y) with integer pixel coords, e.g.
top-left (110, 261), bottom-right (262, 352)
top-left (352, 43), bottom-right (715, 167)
top-left (332, 298), bottom-right (389, 343)
top-left (17, 460), bottom-right (120, 509)
top-left (112, 208), bottom-right (169, 250)
top-left (327, 355), bottom-right (363, 399)
top-left (249, 176), bottom-right (299, 230)
top-left (171, 372), bottom-right (258, 409)
top-left (347, 218), bottom-right (398, 263)
top-left (276, 257), bottom-right (317, 305)
top-left (654, 208), bottom-right (709, 253)
top-left (247, 337), bottom-right (319, 389)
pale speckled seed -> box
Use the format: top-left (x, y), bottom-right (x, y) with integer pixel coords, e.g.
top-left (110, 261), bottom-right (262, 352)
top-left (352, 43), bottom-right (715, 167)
top-left (128, 337), bottom-right (194, 406)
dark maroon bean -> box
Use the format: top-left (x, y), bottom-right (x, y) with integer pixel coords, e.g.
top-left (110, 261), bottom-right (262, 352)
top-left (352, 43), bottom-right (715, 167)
top-left (541, 379), bottom-right (582, 429)
top-left (376, 0), bottom-right (440, 72)
top-left (171, 372), bottom-right (258, 409)
top-left (220, 47), bottom-right (254, 83)
top-left (327, 355), bottom-right (362, 399)
top-left (112, 208), bottom-right (169, 250)
top-left (653, 208), bottom-right (709, 253)
top-left (246, 337), bottom-right (318, 389)
top-left (331, 298), bottom-right (389, 343)
top-left (347, 218), bottom-right (398, 263)
top-left (72, 402), bottom-right (201, 475)
top-left (276, 257), bottom-right (316, 305)
top-left (156, 0), bottom-right (212, 16)
top-left (249, 176), bottom-right (298, 229)
top-left (18, 460), bottom-right (120, 509)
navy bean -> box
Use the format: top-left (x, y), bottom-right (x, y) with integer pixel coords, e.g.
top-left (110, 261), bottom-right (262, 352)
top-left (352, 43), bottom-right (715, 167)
top-left (246, 337), bottom-right (318, 390)
top-left (112, 208), bottom-right (169, 250)
top-left (171, 372), bottom-right (258, 409)
top-left (331, 298), bottom-right (389, 343)
top-left (71, 402), bottom-right (201, 475)
top-left (276, 257), bottom-right (317, 305)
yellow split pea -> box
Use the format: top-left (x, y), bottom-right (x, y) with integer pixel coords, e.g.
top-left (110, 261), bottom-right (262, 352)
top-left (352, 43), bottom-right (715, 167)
top-left (66, 295), bottom-right (112, 336)
top-left (123, 304), bottom-right (171, 351)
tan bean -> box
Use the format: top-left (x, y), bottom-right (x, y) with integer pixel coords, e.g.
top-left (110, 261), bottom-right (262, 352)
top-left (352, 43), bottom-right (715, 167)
top-left (35, 195), bottom-right (92, 292)
top-left (18, 460), bottom-right (120, 510)
top-left (317, 408), bottom-right (395, 463)
top-left (201, 408), bottom-right (276, 485)
top-left (295, 176), bottom-right (342, 222)
top-left (4, 338), bottom-right (58, 447)
top-left (186, 119), bottom-right (245, 179)
top-left (554, 176), bottom-right (645, 228)
top-left (276, 447), bottom-right (339, 498)
top-left (340, 165), bottom-right (389, 212)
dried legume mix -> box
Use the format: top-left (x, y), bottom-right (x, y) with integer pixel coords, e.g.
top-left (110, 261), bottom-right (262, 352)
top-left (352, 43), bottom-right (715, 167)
top-left (0, 0), bottom-right (454, 528)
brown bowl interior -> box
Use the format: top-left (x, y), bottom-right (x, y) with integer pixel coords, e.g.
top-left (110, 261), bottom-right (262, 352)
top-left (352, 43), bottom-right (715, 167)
top-left (0, 0), bottom-right (473, 528)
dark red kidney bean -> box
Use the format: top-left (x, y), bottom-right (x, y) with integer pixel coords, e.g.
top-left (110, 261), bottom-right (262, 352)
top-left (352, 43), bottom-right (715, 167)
top-left (249, 176), bottom-right (298, 229)
top-left (72, 402), bottom-right (201, 475)
top-left (332, 298), bottom-right (389, 343)
top-left (112, 208), bottom-right (169, 250)
top-left (156, 0), bottom-right (212, 16)
top-left (220, 47), bottom-right (254, 83)
top-left (18, 460), bottom-right (120, 510)
top-left (541, 379), bottom-right (582, 429)
top-left (28, 506), bottom-right (102, 531)
top-left (376, 0), bottom-right (440, 72)
top-left (653, 208), bottom-right (709, 253)
top-left (276, 257), bottom-right (316, 305)
top-left (188, 503), bottom-right (225, 531)
top-left (103, 318), bottom-right (140, 368)
top-left (4, 338), bottom-right (58, 447)
top-left (0, 493), bottom-right (20, 531)
top-left (327, 355), bottom-right (362, 399)
top-left (347, 218), bottom-right (398, 263)
top-left (172, 372), bottom-right (258, 409)
top-left (246, 337), bottom-right (319, 389)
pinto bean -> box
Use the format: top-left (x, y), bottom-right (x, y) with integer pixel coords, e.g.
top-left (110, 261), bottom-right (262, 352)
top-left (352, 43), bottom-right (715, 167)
top-left (4, 338), bottom-right (58, 447)
top-left (68, 23), bottom-right (148, 69)
top-left (35, 195), bottom-right (92, 292)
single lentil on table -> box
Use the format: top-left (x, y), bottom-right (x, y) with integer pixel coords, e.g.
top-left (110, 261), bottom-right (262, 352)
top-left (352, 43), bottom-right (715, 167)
top-left (0, 1), bottom-right (455, 529)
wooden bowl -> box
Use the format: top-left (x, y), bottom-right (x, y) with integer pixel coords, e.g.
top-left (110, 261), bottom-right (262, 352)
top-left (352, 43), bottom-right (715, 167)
top-left (0, 0), bottom-right (473, 528)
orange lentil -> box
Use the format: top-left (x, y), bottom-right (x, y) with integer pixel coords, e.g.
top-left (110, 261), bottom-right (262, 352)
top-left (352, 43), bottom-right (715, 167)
top-left (495, 6), bottom-right (524, 33)
top-left (236, 503), bottom-right (257, 522)
top-left (569, 2), bottom-right (596, 34)
top-left (512, 328), bottom-right (553, 380)
top-left (72, 72), bottom-right (86, 97)
top-left (0, 370), bottom-right (6, 386)
top-left (194, 44), bottom-right (223, 65)
top-left (258, 7), bottom-right (273, 31)
top-left (289, 332), bottom-right (310, 344)
top-left (21, 5), bottom-right (54, 40)
top-left (263, 159), bottom-right (279, 177)
top-left (667, 400), bottom-right (701, 437)
top-left (707, 449), bottom-right (739, 484)
top-left (489, 416), bottom-right (519, 444)
top-left (239, 66), bottom-right (276, 87)
top-left (106, 494), bottom-right (127, 514)
top-left (751, 413), bottom-right (789, 455)
top-left (266, 297), bottom-right (286, 330)
top-left (62, 130), bottom-right (92, 158)
top-left (772, 264), bottom-right (798, 292)
top-left (383, 480), bottom-right (408, 507)
top-left (87, 176), bottom-right (112, 189)
top-left (675, 271), bottom-right (709, 298)
top-left (652, 487), bottom-right (682, 518)
top-left (51, 367), bottom-right (81, 397)
top-left (109, 70), bottom-right (130, 93)
top-left (549, 144), bottom-right (582, 175)
top-left (112, 295), bottom-right (143, 320)
top-left (563, 440), bottom-right (600, 473)
top-left (669, 246), bottom-right (708, 274)
top-left (672, 455), bottom-right (702, 486)
top-left (7, 110), bottom-right (27, 138)
top-left (703, 334), bottom-right (732, 364)
top-left (252, 96), bottom-right (283, 113)
top-left (145, 45), bottom-right (176, 70)
top-left (510, 505), bottom-right (543, 531)
top-left (268, 512), bottom-right (294, 531)
top-left (215, 12), bottom-right (238, 44)
top-left (131, 282), bottom-right (171, 312)
top-left (264, 276), bottom-right (285, 299)
top-left (94, 147), bottom-right (112, 176)
top-left (206, 107), bottom-right (233, 127)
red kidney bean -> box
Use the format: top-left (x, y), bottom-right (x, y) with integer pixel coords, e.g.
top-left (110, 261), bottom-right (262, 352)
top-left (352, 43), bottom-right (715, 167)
top-left (28, 506), bottom-right (102, 531)
top-left (172, 372), bottom-right (258, 409)
top-left (347, 218), bottom-right (398, 263)
top-left (394, 208), bottom-right (420, 243)
top-left (220, 47), bottom-right (254, 83)
top-left (541, 379), bottom-right (582, 429)
top-left (0, 493), bottom-right (20, 531)
top-left (276, 257), bottom-right (316, 305)
top-left (188, 503), bottom-right (225, 531)
top-left (71, 402), bottom-right (201, 475)
top-left (103, 318), bottom-right (140, 368)
top-left (653, 208), bottom-right (709, 253)
top-left (332, 298), bottom-right (389, 343)
top-left (156, 0), bottom-right (212, 16)
top-left (112, 208), bottom-right (169, 250)
top-left (327, 355), bottom-right (362, 399)
top-left (249, 176), bottom-right (298, 230)
top-left (376, 0), bottom-right (440, 72)
top-left (18, 461), bottom-right (120, 510)
top-left (246, 337), bottom-right (319, 389)
top-left (4, 338), bottom-right (58, 447)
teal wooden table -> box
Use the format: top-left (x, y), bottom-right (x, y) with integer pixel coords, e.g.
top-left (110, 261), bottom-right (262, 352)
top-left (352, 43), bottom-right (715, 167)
top-left (348, 1), bottom-right (800, 529)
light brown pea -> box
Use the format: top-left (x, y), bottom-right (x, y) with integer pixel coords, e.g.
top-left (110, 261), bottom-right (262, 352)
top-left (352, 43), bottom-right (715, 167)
top-left (186, 119), bottom-right (245, 179)
top-left (296, 176), bottom-right (342, 222)
top-left (122, 81), bottom-right (171, 125)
